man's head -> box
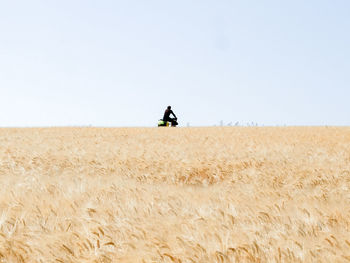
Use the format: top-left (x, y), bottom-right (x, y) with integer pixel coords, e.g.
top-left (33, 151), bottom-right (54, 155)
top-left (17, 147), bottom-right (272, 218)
top-left (167, 106), bottom-right (171, 110)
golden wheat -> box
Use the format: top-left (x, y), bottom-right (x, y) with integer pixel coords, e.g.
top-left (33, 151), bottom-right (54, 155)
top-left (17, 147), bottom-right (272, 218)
top-left (0, 127), bottom-right (349, 262)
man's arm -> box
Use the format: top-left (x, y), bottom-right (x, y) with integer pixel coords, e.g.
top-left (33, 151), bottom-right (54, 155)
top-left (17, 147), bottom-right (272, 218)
top-left (171, 110), bottom-right (177, 119)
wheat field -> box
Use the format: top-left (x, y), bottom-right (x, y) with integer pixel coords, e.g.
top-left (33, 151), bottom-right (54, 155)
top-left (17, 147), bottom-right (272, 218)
top-left (0, 127), bottom-right (349, 262)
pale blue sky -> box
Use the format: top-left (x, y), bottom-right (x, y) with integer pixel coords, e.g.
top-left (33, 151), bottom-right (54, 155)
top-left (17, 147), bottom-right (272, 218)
top-left (0, 0), bottom-right (349, 127)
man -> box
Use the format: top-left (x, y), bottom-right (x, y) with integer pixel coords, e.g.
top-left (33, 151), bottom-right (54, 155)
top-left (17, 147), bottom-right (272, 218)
top-left (163, 106), bottom-right (178, 126)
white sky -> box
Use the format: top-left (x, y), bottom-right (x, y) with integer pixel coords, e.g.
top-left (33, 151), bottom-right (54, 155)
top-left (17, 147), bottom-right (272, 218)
top-left (1, 0), bottom-right (349, 127)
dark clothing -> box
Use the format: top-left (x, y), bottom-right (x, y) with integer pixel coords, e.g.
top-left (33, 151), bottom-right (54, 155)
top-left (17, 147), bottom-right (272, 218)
top-left (171, 119), bottom-right (178, 126)
top-left (163, 109), bottom-right (176, 122)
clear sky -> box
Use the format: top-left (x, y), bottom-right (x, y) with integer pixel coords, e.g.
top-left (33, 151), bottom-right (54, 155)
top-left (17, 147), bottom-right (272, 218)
top-left (1, 0), bottom-right (349, 127)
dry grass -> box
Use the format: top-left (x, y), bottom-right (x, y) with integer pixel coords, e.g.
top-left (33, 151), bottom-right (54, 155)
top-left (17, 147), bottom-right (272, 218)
top-left (0, 127), bottom-right (349, 262)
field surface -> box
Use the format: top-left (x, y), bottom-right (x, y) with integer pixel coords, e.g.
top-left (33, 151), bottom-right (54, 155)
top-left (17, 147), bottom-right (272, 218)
top-left (0, 127), bottom-right (349, 262)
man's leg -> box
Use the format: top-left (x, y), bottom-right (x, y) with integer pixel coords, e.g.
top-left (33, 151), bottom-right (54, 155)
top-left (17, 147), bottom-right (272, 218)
top-left (170, 118), bottom-right (178, 126)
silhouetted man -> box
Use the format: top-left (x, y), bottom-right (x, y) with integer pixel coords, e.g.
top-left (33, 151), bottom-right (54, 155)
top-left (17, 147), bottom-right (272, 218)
top-left (163, 106), bottom-right (178, 126)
